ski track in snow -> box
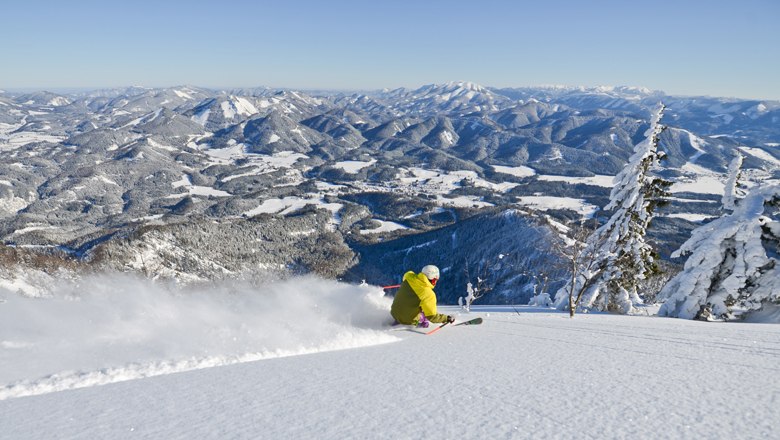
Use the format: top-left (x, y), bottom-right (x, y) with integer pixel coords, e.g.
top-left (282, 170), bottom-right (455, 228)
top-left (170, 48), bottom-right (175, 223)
top-left (0, 332), bottom-right (398, 401)
top-left (1, 279), bottom-right (779, 439)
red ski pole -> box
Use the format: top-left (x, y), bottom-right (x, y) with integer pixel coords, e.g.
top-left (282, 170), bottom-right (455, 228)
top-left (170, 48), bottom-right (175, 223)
top-left (425, 322), bottom-right (449, 335)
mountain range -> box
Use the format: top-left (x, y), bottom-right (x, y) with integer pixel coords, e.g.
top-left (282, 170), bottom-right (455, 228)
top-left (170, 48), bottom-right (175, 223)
top-left (1, 81), bottom-right (778, 303)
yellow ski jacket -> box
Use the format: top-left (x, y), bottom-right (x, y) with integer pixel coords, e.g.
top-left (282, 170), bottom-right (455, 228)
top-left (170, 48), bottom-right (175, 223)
top-left (390, 271), bottom-right (449, 325)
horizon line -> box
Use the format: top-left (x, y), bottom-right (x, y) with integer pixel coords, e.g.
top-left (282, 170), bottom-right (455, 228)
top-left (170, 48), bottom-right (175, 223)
top-left (1, 82), bottom-right (777, 102)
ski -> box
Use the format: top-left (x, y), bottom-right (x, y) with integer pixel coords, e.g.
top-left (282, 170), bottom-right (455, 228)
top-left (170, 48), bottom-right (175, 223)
top-left (426, 317), bottom-right (483, 335)
top-left (454, 317), bottom-right (483, 326)
top-left (389, 317), bottom-right (484, 334)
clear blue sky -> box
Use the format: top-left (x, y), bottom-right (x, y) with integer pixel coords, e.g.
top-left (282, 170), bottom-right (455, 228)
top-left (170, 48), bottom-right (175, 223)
top-left (2, 0), bottom-right (778, 99)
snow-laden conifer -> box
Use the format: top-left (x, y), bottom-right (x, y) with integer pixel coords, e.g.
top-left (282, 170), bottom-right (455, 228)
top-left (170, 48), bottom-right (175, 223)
top-left (553, 104), bottom-right (670, 314)
top-left (721, 152), bottom-right (746, 212)
top-left (658, 183), bottom-right (780, 320)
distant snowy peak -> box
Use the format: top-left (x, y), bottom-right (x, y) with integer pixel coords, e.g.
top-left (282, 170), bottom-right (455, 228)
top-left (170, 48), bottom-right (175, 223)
top-left (83, 86), bottom-right (209, 102)
top-left (423, 119), bottom-right (459, 148)
top-left (242, 112), bottom-right (324, 154)
top-left (414, 81), bottom-right (495, 100)
top-left (171, 87), bottom-right (206, 101)
top-left (226, 86), bottom-right (273, 97)
top-left (0, 95), bottom-right (18, 109)
top-left (492, 100), bottom-right (563, 128)
top-left (265, 90), bottom-right (325, 116)
top-left (90, 87), bottom-right (212, 117)
top-left (595, 85), bottom-right (661, 97)
top-left (492, 85), bottom-right (666, 112)
top-left (187, 91), bottom-right (325, 131)
top-left (300, 109), bottom-right (367, 146)
top-left (389, 81), bottom-right (510, 115)
top-left (204, 110), bottom-right (324, 154)
top-left (745, 101), bottom-right (779, 119)
top-left (133, 108), bottom-right (206, 138)
top-left (531, 84), bottom-right (663, 97)
top-left (333, 94), bottom-right (397, 122)
top-left (222, 95), bottom-right (259, 119)
top-left (189, 96), bottom-right (259, 130)
top-left (48, 96), bottom-right (71, 107)
top-left (442, 81), bottom-right (490, 93)
top-left (14, 91), bottom-right (72, 107)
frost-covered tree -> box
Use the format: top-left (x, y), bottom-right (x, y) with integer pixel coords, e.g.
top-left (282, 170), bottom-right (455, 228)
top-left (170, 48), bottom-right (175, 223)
top-left (658, 183), bottom-right (780, 321)
top-left (527, 273), bottom-right (553, 307)
top-left (554, 104), bottom-right (670, 314)
top-left (548, 219), bottom-right (603, 317)
top-left (459, 282), bottom-right (478, 312)
top-left (460, 255), bottom-right (502, 311)
top-left (721, 152), bottom-right (747, 212)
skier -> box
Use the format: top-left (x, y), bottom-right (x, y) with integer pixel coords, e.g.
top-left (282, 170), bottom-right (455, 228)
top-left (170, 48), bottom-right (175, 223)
top-left (390, 265), bottom-right (454, 327)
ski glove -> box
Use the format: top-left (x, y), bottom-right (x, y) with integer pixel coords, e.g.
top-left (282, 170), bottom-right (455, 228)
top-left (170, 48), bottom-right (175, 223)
top-left (446, 315), bottom-right (455, 324)
top-left (417, 313), bottom-right (430, 328)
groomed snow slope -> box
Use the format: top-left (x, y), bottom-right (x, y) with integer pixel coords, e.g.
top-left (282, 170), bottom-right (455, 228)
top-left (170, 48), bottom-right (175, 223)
top-left (1, 278), bottom-right (779, 439)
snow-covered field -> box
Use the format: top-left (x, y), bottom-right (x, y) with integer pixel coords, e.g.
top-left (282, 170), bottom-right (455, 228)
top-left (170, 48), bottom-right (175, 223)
top-left (0, 123), bottom-right (66, 150)
top-left (242, 195), bottom-right (343, 218)
top-left (359, 219), bottom-right (409, 235)
top-left (1, 276), bottom-right (778, 439)
top-left (515, 195), bottom-right (600, 217)
top-left (333, 159), bottom-right (377, 173)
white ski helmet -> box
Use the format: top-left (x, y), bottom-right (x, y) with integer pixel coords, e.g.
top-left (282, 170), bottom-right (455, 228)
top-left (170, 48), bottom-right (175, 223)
top-left (421, 265), bottom-right (440, 281)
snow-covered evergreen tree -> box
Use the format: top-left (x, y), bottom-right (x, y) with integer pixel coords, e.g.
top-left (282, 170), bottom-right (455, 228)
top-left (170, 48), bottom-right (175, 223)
top-left (658, 183), bottom-right (780, 321)
top-left (553, 104), bottom-right (670, 314)
top-left (721, 152), bottom-right (746, 212)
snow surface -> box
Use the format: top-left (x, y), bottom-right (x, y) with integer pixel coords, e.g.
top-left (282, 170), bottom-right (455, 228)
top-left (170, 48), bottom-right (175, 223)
top-left (669, 176), bottom-right (725, 195)
top-left (399, 167), bottom-right (512, 192)
top-left (333, 159), bottom-right (376, 174)
top-left (346, 166), bottom-right (515, 209)
top-left (537, 174), bottom-right (616, 188)
top-left (437, 195), bottom-right (493, 209)
top-left (121, 109), bottom-right (163, 129)
top-left (173, 89), bottom-right (194, 100)
top-left (202, 145), bottom-right (307, 168)
top-left (670, 162), bottom-right (726, 195)
top-left (740, 146), bottom-right (780, 168)
top-left (10, 225), bottom-right (59, 236)
top-left (682, 129), bottom-right (707, 163)
top-left (170, 175), bottom-right (232, 198)
top-left (198, 145), bottom-right (309, 186)
top-left (359, 219), bottom-right (409, 235)
top-left (0, 124), bottom-right (66, 149)
top-left (221, 96), bottom-right (258, 119)
top-left (0, 195), bottom-right (29, 216)
top-left (243, 196), bottom-right (343, 219)
top-left (492, 164), bottom-right (537, 177)
top-left (664, 213), bottom-right (712, 222)
top-left (192, 108), bottom-right (211, 126)
top-left (1, 276), bottom-right (778, 439)
top-left (515, 195), bottom-right (599, 218)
